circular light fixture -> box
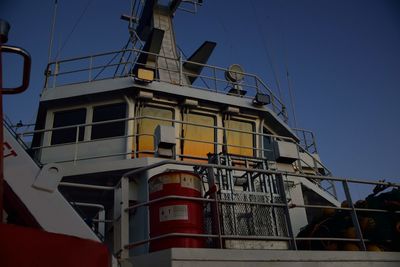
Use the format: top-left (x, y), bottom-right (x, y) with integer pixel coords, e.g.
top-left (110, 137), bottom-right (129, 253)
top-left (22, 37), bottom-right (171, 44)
top-left (225, 64), bottom-right (245, 83)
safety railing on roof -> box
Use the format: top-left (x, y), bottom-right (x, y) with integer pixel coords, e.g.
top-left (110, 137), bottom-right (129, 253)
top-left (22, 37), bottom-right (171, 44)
top-left (13, 114), bottom-right (334, 196)
top-left (293, 128), bottom-right (318, 154)
top-left (43, 48), bottom-right (288, 122)
top-left (114, 160), bottom-right (400, 260)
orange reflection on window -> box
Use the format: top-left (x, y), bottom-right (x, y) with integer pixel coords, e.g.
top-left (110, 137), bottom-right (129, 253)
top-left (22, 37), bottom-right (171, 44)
top-left (136, 106), bottom-right (173, 158)
top-left (225, 119), bottom-right (254, 157)
top-left (182, 113), bottom-right (215, 161)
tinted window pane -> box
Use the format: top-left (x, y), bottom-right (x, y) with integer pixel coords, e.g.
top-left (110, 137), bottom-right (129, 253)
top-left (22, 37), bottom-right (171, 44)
top-left (263, 128), bottom-right (274, 160)
top-left (137, 106), bottom-right (173, 157)
top-left (91, 103), bottom-right (126, 140)
top-left (225, 119), bottom-right (254, 157)
top-left (51, 108), bottom-right (86, 145)
top-left (183, 113), bottom-right (215, 160)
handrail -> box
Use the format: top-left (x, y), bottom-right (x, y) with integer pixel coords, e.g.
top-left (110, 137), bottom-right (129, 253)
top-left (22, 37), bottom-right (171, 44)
top-left (43, 48), bottom-right (288, 122)
top-left (14, 113), bottom-right (333, 195)
top-left (116, 159), bottom-right (400, 258)
top-left (293, 128), bottom-right (318, 154)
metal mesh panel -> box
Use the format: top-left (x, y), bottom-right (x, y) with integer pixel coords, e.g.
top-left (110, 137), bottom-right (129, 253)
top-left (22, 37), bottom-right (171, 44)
top-left (218, 191), bottom-right (288, 237)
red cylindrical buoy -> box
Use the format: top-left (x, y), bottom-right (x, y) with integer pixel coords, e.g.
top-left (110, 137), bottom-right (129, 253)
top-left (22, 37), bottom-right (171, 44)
top-left (148, 171), bottom-right (205, 252)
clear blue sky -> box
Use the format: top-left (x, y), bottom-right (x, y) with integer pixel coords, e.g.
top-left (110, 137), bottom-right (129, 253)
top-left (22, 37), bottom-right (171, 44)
top-left (1, 0), bottom-right (400, 194)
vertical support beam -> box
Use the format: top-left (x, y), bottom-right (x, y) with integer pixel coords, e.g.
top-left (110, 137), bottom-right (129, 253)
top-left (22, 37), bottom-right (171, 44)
top-left (0, 39), bottom-right (4, 222)
top-left (120, 176), bottom-right (131, 260)
top-left (207, 166), bottom-right (223, 248)
top-left (73, 126), bottom-right (80, 164)
top-left (276, 174), bottom-right (297, 250)
top-left (179, 51), bottom-right (183, 86)
top-left (342, 180), bottom-right (367, 251)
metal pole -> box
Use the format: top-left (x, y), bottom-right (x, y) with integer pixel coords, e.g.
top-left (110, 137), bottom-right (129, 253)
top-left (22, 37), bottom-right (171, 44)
top-left (179, 51), bottom-right (182, 86)
top-left (342, 180), bottom-right (367, 251)
top-left (0, 37), bottom-right (4, 223)
top-left (276, 173), bottom-right (297, 250)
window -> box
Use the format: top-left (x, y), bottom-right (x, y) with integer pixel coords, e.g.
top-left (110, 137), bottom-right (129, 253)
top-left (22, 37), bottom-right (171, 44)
top-left (51, 108), bottom-right (86, 145)
top-left (224, 119), bottom-right (254, 157)
top-left (182, 113), bottom-right (215, 160)
top-left (91, 103), bottom-right (127, 140)
top-left (263, 127), bottom-right (275, 160)
top-left (136, 106), bottom-right (173, 157)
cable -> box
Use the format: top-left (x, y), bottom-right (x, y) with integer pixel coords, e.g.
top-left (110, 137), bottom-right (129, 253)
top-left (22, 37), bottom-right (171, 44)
top-left (279, 1), bottom-right (298, 128)
top-left (113, 37), bottom-right (132, 78)
top-left (93, 40), bottom-right (130, 81)
top-left (47, 0), bottom-right (58, 64)
top-left (249, 0), bottom-right (283, 101)
top-left (54, 0), bottom-right (95, 59)
top-left (283, 49), bottom-right (297, 128)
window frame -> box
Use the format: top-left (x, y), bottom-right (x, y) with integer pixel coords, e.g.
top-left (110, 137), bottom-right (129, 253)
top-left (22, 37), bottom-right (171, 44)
top-left (135, 103), bottom-right (175, 157)
top-left (181, 109), bottom-right (217, 161)
top-left (223, 116), bottom-right (256, 157)
top-left (50, 108), bottom-right (87, 145)
top-left (90, 102), bottom-right (127, 140)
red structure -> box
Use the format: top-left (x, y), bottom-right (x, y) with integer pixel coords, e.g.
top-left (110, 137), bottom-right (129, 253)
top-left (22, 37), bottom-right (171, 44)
top-left (148, 171), bottom-right (205, 251)
top-left (0, 223), bottom-right (110, 267)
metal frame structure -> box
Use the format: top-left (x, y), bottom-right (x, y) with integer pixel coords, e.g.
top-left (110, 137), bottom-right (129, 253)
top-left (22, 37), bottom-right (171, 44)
top-left (112, 159), bottom-right (400, 260)
top-left (8, 114), bottom-right (335, 197)
top-left (43, 48), bottom-right (288, 123)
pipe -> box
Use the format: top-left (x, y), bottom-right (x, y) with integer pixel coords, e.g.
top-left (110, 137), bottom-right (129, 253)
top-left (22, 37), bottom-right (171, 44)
top-left (0, 31), bottom-right (4, 222)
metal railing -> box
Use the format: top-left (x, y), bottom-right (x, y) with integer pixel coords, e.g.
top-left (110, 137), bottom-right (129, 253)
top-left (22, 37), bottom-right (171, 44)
top-left (11, 114), bottom-right (335, 196)
top-left (115, 160), bottom-right (400, 259)
top-left (293, 128), bottom-right (318, 154)
top-left (43, 48), bottom-right (288, 122)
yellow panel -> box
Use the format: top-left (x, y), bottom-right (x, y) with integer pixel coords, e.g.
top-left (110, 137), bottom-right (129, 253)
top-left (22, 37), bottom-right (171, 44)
top-left (182, 113), bottom-right (215, 161)
top-left (225, 119), bottom-right (254, 157)
top-left (135, 106), bottom-right (173, 158)
top-left (137, 68), bottom-right (154, 81)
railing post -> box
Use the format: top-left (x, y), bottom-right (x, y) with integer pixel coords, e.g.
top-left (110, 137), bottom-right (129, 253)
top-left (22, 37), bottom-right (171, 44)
top-left (73, 126), bottom-right (79, 164)
top-left (52, 62), bottom-right (59, 89)
top-left (342, 180), bottom-right (367, 251)
top-left (276, 173), bottom-right (297, 250)
top-left (120, 176), bottom-right (131, 261)
top-left (88, 56), bottom-right (93, 82)
top-left (271, 96), bottom-right (276, 113)
top-left (311, 131), bottom-right (318, 154)
top-left (302, 131), bottom-right (307, 151)
top-left (44, 64), bottom-right (50, 89)
top-left (255, 76), bottom-right (259, 94)
top-left (179, 51), bottom-right (183, 86)
top-left (207, 166), bottom-right (223, 248)
top-left (213, 67), bottom-right (217, 92)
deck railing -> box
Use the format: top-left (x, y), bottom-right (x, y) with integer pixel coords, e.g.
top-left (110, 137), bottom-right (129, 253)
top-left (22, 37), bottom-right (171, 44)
top-left (10, 114), bottom-right (335, 197)
top-left (113, 160), bottom-right (400, 259)
top-left (44, 48), bottom-right (288, 122)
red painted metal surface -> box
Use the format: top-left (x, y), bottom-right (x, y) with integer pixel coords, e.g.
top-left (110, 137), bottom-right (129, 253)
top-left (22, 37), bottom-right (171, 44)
top-left (0, 31), bottom-right (31, 222)
top-left (0, 223), bottom-right (110, 267)
top-left (148, 171), bottom-right (205, 252)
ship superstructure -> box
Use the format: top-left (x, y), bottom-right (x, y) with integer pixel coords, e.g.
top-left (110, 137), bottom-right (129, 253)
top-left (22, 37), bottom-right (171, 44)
top-left (2, 1), bottom-right (400, 266)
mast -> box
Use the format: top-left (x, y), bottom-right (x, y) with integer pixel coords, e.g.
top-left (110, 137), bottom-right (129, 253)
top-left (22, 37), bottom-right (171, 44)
top-left (130, 0), bottom-right (216, 85)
